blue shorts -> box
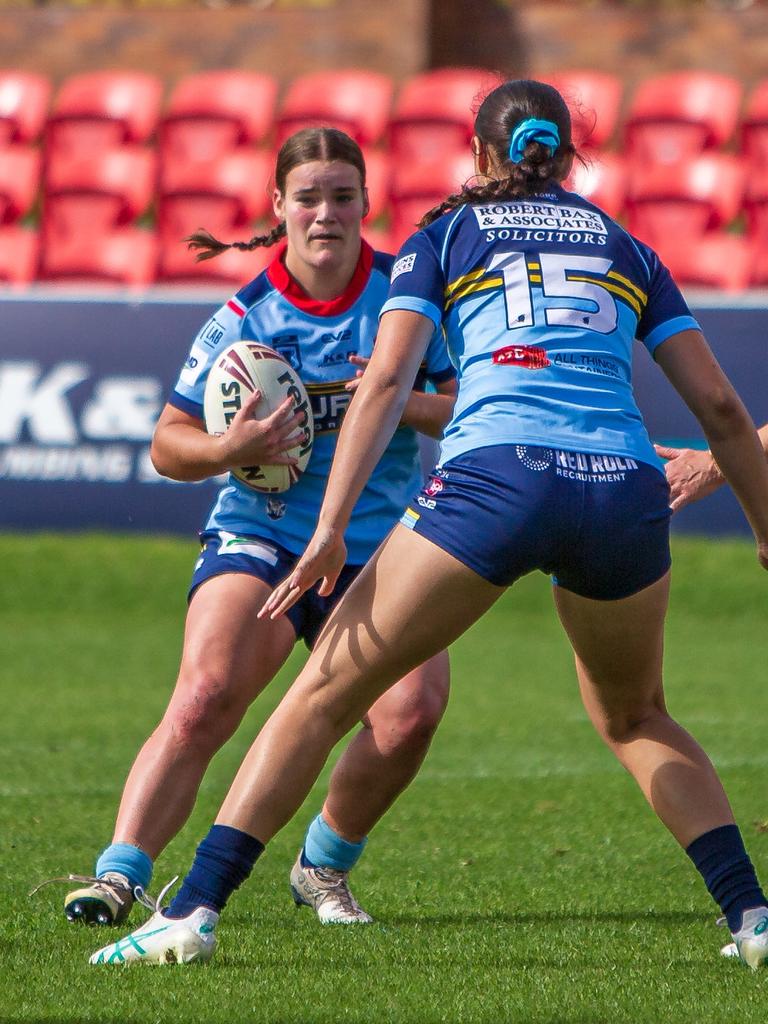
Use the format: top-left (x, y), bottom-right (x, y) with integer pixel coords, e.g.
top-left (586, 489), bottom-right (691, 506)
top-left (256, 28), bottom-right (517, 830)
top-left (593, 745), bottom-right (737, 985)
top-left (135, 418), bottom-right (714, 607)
top-left (190, 531), bottom-right (363, 649)
top-left (400, 444), bottom-right (671, 600)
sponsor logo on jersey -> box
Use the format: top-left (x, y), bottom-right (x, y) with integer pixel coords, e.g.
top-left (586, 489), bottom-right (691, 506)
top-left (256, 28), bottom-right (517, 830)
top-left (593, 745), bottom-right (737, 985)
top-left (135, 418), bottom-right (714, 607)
top-left (217, 531), bottom-right (279, 563)
top-left (270, 336), bottom-right (302, 371)
top-left (492, 345), bottom-right (550, 369)
top-left (309, 390), bottom-right (353, 434)
top-left (321, 350), bottom-right (357, 367)
top-left (424, 476), bottom-right (444, 497)
top-left (417, 495), bottom-right (437, 510)
top-left (391, 253), bottom-right (417, 281)
top-left (472, 202), bottom-right (607, 235)
top-left (199, 316), bottom-right (226, 349)
top-left (180, 344), bottom-right (208, 386)
top-left (320, 328), bottom-right (353, 344)
top-left (266, 497), bottom-right (287, 521)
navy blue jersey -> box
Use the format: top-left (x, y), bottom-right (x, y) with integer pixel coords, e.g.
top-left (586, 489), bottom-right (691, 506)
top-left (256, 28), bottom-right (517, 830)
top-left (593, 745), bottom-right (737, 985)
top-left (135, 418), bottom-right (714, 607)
top-left (171, 241), bottom-right (455, 563)
top-left (382, 183), bottom-right (699, 469)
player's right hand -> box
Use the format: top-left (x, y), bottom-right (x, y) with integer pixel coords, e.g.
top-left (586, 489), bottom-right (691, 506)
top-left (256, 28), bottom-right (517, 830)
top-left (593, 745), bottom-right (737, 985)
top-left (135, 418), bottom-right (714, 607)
top-left (258, 526), bottom-right (348, 620)
top-left (219, 390), bottom-right (305, 468)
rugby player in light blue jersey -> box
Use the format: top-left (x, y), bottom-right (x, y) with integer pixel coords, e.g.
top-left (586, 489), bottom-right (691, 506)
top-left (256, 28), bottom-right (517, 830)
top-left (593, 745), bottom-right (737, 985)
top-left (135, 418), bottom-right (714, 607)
top-left (53, 128), bottom-right (456, 933)
top-left (91, 83), bottom-right (768, 972)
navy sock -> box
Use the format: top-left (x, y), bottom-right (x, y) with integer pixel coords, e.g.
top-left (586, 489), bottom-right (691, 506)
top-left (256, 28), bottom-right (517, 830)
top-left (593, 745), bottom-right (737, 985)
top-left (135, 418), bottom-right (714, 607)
top-left (686, 824), bottom-right (767, 932)
top-left (164, 824), bottom-right (264, 919)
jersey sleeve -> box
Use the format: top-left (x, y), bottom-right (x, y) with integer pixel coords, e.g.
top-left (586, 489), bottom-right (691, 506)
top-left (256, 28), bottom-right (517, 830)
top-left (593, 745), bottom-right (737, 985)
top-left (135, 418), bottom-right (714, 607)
top-left (379, 230), bottom-right (446, 329)
top-left (169, 299), bottom-right (245, 419)
top-left (634, 243), bottom-right (701, 356)
top-left (424, 326), bottom-right (456, 385)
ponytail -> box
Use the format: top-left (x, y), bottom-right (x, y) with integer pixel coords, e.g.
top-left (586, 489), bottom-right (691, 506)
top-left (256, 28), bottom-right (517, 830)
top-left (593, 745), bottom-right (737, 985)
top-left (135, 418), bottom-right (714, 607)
top-left (185, 223), bottom-right (287, 262)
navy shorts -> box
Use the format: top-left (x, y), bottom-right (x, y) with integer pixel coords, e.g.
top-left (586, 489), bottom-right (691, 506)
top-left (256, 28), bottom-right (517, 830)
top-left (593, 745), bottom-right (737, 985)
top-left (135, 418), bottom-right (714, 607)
top-left (401, 444), bottom-right (671, 600)
top-left (190, 531), bottom-right (363, 649)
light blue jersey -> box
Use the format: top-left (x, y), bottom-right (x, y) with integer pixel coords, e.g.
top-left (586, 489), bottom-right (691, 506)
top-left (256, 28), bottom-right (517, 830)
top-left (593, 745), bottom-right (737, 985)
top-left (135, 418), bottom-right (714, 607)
top-left (382, 184), bottom-right (699, 470)
top-left (171, 241), bottom-right (455, 563)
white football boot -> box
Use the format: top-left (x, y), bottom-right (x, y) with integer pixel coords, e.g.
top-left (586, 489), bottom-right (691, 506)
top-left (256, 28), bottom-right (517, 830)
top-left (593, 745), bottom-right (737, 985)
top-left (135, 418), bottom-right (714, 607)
top-left (89, 906), bottom-right (218, 965)
top-left (720, 906), bottom-right (768, 969)
top-left (289, 853), bottom-right (373, 924)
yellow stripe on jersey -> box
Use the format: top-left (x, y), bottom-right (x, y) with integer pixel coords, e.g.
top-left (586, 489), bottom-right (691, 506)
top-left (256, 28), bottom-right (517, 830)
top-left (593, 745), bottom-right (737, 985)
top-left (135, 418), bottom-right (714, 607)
top-left (303, 380), bottom-right (349, 395)
top-left (607, 270), bottom-right (648, 305)
top-left (565, 274), bottom-right (643, 317)
top-left (444, 266), bottom-right (486, 299)
top-left (444, 276), bottom-right (503, 311)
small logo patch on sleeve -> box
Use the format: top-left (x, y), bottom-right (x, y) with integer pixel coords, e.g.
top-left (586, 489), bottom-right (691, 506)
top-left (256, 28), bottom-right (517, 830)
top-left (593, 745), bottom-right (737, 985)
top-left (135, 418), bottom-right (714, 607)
top-left (391, 253), bottom-right (417, 281)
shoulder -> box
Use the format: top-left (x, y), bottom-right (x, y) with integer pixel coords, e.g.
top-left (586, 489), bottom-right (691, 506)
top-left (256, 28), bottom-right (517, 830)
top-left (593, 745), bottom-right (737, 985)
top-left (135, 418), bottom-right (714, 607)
top-left (233, 266), bottom-right (274, 313)
top-left (371, 250), bottom-right (395, 279)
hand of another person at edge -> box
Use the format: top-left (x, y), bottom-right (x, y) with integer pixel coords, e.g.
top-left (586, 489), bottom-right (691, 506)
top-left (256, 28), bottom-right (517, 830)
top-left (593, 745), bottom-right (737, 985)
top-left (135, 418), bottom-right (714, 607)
top-left (258, 527), bottom-right (348, 620)
top-left (220, 390), bottom-right (304, 468)
top-left (653, 444), bottom-right (723, 513)
top-left (344, 354), bottom-right (370, 394)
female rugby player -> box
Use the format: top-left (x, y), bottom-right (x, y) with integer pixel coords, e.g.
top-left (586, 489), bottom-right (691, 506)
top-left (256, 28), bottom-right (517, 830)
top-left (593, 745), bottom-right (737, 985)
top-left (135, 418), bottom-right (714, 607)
top-left (91, 82), bottom-right (768, 970)
top-left (55, 127), bottom-right (456, 930)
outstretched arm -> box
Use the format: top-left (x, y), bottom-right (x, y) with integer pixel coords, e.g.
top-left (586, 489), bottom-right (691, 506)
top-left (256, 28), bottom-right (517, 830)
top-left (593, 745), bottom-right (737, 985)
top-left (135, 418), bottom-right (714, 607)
top-left (654, 330), bottom-right (768, 568)
top-left (655, 423), bottom-right (768, 512)
top-left (260, 309), bottom-right (436, 616)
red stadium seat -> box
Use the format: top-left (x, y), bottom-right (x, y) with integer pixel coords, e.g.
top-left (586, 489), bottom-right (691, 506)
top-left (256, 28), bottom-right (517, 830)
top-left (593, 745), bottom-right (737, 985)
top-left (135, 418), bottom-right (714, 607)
top-left (40, 228), bottom-right (158, 286)
top-left (361, 226), bottom-right (396, 255)
top-left (389, 68), bottom-right (499, 162)
top-left (276, 71), bottom-right (393, 147)
top-left (749, 244), bottom-right (768, 286)
top-left (158, 151), bottom-right (273, 245)
top-left (160, 71), bottom-right (277, 163)
top-left (543, 71), bottom-right (623, 150)
top-left (625, 154), bottom-right (746, 247)
top-left (567, 152), bottom-right (628, 220)
top-left (624, 72), bottom-right (743, 165)
top-left (0, 226), bottom-right (39, 284)
top-left (46, 72), bottom-right (163, 160)
top-left (0, 71), bottom-right (51, 145)
top-left (745, 167), bottom-right (768, 244)
top-left (655, 233), bottom-right (752, 293)
top-left (741, 80), bottom-right (768, 169)
top-left (0, 146), bottom-right (42, 224)
top-left (158, 238), bottom-right (271, 284)
top-left (43, 147), bottom-right (156, 239)
top-left (361, 148), bottom-right (391, 223)
top-left (390, 151), bottom-right (476, 248)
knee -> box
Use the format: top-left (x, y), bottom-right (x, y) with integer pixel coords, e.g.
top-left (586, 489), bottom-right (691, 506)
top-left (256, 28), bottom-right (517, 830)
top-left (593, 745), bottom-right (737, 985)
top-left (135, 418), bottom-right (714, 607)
top-left (373, 686), bottom-right (448, 757)
top-left (599, 704), bottom-right (666, 748)
top-left (161, 673), bottom-right (246, 752)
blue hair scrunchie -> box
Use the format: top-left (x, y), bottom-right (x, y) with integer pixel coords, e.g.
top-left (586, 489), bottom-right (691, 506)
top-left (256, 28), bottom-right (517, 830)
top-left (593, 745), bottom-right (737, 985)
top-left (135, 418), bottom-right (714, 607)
top-left (507, 118), bottom-right (560, 164)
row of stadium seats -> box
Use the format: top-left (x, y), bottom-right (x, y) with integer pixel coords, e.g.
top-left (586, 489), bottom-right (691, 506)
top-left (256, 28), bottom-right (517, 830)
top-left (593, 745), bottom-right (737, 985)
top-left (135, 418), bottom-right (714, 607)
top-left (0, 220), bottom-right (766, 291)
top-left (3, 68), bottom-right (768, 164)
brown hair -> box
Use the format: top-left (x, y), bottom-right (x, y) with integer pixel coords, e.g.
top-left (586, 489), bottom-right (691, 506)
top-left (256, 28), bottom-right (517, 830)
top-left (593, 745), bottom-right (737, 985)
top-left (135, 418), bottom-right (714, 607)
top-left (418, 79), bottom-right (579, 229)
top-left (186, 127), bottom-right (367, 261)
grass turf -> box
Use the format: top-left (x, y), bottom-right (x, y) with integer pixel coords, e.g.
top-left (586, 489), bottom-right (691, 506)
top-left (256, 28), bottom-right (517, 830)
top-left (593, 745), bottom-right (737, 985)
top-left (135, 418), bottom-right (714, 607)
top-left (1, 532), bottom-right (767, 1022)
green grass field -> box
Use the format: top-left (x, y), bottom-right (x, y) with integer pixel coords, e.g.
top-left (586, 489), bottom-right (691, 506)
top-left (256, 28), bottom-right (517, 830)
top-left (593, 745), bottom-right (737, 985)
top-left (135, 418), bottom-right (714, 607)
top-left (1, 532), bottom-right (767, 1023)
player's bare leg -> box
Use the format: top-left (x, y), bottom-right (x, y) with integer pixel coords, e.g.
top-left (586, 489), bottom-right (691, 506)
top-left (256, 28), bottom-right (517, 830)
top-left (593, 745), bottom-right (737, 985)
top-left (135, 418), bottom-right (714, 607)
top-left (291, 651), bottom-right (450, 922)
top-left (65, 573), bottom-right (296, 924)
top-left (553, 573), bottom-right (734, 846)
top-left (554, 574), bottom-right (768, 968)
top-left (217, 526), bottom-right (499, 845)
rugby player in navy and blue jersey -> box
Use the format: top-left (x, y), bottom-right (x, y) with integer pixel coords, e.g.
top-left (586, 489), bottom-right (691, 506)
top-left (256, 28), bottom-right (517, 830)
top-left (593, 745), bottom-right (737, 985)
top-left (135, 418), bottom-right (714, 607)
top-left (91, 83), bottom-right (768, 971)
top-left (55, 128), bottom-right (456, 934)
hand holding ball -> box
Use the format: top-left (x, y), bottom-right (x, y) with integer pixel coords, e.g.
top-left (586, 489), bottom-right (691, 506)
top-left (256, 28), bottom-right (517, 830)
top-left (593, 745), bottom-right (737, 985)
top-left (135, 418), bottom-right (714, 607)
top-left (204, 342), bottom-right (313, 493)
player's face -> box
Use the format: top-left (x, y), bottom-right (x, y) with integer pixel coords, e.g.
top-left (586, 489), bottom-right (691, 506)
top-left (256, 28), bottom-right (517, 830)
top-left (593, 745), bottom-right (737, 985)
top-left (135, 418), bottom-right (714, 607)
top-left (274, 160), bottom-right (368, 276)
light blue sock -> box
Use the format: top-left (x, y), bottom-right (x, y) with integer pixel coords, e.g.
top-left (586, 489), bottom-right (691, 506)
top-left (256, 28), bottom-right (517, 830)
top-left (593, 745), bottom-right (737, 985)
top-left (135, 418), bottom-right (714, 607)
top-left (95, 842), bottom-right (153, 891)
top-left (303, 814), bottom-right (367, 872)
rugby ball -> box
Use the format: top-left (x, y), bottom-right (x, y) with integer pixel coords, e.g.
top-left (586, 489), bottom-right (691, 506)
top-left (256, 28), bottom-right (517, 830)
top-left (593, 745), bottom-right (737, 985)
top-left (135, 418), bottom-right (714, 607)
top-left (203, 341), bottom-right (313, 493)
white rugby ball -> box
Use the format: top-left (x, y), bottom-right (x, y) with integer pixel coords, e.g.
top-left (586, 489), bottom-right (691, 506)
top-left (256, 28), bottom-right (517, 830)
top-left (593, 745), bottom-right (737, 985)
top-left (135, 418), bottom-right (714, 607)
top-left (203, 341), bottom-right (313, 493)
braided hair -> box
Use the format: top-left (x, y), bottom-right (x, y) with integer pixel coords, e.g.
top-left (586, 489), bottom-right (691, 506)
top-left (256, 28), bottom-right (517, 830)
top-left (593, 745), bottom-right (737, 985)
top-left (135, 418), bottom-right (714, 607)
top-left (418, 79), bottom-right (579, 229)
top-left (186, 127), bottom-right (367, 261)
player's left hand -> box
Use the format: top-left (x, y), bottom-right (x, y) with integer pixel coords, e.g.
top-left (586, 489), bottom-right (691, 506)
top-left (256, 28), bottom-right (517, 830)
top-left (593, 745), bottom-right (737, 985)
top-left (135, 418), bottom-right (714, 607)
top-left (344, 354), bottom-right (370, 393)
top-left (654, 444), bottom-right (723, 512)
top-left (258, 526), bottom-right (348, 619)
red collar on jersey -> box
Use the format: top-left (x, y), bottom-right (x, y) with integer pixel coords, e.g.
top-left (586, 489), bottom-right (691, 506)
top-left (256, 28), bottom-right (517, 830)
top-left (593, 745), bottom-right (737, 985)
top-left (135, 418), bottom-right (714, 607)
top-left (266, 240), bottom-right (374, 317)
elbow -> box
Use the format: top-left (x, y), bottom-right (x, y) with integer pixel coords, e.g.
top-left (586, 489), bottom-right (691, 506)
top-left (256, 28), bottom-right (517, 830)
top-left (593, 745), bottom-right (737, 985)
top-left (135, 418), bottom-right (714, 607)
top-left (697, 385), bottom-right (750, 441)
top-left (149, 436), bottom-right (176, 480)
